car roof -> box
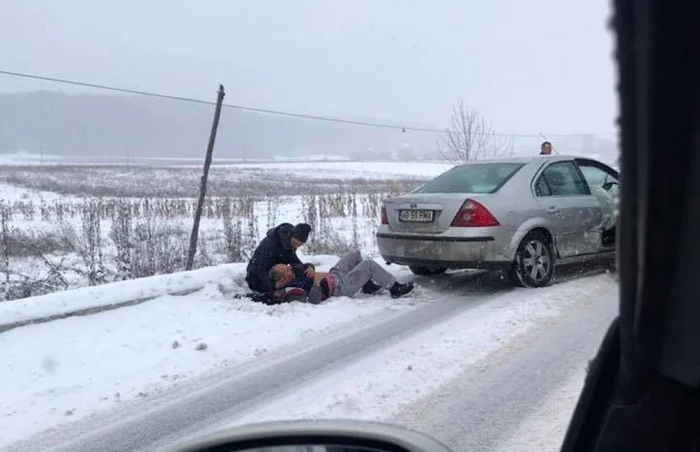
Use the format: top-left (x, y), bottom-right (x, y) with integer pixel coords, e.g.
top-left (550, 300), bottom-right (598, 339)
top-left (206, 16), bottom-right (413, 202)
top-left (452, 154), bottom-right (609, 168)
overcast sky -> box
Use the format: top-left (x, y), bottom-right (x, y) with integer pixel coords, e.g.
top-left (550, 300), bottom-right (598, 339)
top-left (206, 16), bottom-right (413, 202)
top-left (0, 0), bottom-right (617, 137)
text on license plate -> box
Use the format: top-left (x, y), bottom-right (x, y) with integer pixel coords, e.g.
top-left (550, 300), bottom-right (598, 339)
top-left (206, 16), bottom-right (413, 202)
top-left (399, 210), bottom-right (434, 222)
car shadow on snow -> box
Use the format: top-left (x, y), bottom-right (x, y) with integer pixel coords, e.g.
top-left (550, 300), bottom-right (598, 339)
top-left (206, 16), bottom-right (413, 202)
top-left (410, 269), bottom-right (512, 297)
top-left (551, 257), bottom-right (617, 285)
top-left (408, 257), bottom-right (615, 296)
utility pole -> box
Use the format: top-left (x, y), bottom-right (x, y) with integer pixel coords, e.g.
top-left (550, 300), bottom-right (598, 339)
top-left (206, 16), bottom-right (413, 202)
top-left (186, 84), bottom-right (226, 271)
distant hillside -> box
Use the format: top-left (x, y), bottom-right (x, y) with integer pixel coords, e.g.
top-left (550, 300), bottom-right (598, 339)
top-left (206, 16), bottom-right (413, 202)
top-left (0, 91), bottom-right (441, 160)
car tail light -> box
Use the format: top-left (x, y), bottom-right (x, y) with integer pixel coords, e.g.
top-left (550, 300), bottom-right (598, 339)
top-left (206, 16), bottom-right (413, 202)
top-left (450, 199), bottom-right (499, 227)
top-left (380, 206), bottom-right (389, 225)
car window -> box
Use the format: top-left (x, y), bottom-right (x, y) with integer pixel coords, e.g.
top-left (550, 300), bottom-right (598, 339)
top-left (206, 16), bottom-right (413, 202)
top-left (578, 164), bottom-right (619, 188)
top-left (578, 163), bottom-right (620, 202)
top-left (535, 176), bottom-right (552, 196)
top-left (536, 161), bottom-right (590, 196)
top-left (414, 163), bottom-right (524, 194)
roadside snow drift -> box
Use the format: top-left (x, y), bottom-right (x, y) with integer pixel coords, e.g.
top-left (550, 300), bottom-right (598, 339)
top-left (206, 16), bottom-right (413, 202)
top-left (0, 263), bottom-right (246, 327)
top-left (0, 255), bottom-right (415, 449)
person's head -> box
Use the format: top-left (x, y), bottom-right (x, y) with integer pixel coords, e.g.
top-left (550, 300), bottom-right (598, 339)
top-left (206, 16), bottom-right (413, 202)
top-left (269, 263), bottom-right (294, 289)
top-left (289, 223), bottom-right (312, 250)
top-left (540, 141), bottom-right (553, 155)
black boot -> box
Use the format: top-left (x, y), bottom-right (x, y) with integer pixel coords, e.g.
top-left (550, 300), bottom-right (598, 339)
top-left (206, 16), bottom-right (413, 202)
top-left (361, 280), bottom-right (382, 294)
top-left (389, 281), bottom-right (414, 298)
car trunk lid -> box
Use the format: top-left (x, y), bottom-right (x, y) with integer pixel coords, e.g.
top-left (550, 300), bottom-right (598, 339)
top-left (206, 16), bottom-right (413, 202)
top-left (384, 193), bottom-right (485, 234)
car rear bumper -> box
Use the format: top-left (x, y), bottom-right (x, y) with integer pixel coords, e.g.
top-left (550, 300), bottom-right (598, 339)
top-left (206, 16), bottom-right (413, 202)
top-left (376, 229), bottom-right (513, 268)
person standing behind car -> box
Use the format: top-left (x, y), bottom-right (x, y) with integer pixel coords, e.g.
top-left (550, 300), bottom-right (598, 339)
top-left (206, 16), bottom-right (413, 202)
top-left (540, 141), bottom-right (553, 155)
top-left (245, 222), bottom-right (313, 295)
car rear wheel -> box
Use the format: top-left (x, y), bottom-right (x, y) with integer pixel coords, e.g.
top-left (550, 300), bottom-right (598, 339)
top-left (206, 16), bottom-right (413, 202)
top-left (408, 266), bottom-right (447, 277)
top-left (512, 232), bottom-right (554, 288)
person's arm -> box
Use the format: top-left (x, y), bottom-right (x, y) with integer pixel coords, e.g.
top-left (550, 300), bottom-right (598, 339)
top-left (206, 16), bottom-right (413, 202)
top-left (298, 262), bottom-right (315, 272)
top-left (275, 273), bottom-right (324, 305)
top-left (290, 262), bottom-right (315, 277)
top-left (305, 285), bottom-right (323, 304)
top-left (287, 286), bottom-right (323, 304)
top-left (289, 251), bottom-right (303, 265)
top-left (306, 272), bottom-right (324, 304)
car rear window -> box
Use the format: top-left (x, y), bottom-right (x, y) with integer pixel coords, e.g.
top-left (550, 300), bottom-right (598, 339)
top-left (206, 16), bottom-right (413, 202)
top-left (414, 162), bottom-right (524, 194)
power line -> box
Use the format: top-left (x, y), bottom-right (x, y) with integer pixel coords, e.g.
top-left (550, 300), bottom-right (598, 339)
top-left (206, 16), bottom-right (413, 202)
top-left (0, 69), bottom-right (216, 105)
top-left (0, 69), bottom-right (616, 138)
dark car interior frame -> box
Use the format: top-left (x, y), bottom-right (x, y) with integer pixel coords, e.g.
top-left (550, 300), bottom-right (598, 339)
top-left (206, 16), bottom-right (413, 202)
top-left (560, 1), bottom-right (700, 451)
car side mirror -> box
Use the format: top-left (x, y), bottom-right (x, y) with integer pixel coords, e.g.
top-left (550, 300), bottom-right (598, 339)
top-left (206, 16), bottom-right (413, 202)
top-left (601, 181), bottom-right (619, 191)
top-left (169, 420), bottom-right (453, 452)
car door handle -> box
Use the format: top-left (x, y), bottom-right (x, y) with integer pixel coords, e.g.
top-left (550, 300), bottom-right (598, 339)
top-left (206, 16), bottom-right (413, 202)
top-left (546, 206), bottom-right (559, 214)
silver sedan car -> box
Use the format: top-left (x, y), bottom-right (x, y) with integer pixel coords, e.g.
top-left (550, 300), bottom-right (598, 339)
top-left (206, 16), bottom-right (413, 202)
top-left (376, 155), bottom-right (619, 287)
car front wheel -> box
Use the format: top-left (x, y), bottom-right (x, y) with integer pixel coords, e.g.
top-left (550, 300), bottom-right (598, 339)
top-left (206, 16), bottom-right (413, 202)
top-left (512, 233), bottom-right (555, 288)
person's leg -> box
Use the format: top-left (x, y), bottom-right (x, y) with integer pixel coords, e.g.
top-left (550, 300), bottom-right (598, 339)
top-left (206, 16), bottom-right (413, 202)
top-left (361, 279), bottom-right (382, 294)
top-left (329, 249), bottom-right (381, 294)
top-left (245, 273), bottom-right (265, 294)
top-left (331, 249), bottom-right (363, 274)
top-left (337, 259), bottom-right (397, 297)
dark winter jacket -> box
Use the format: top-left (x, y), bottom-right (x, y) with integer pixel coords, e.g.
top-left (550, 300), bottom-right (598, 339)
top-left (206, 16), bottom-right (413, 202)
top-left (245, 223), bottom-right (303, 294)
top-left (272, 264), bottom-right (334, 305)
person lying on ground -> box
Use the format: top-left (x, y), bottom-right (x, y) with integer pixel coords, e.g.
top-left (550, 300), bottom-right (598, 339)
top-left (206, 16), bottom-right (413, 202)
top-left (268, 249), bottom-right (414, 304)
top-left (245, 222), bottom-right (313, 295)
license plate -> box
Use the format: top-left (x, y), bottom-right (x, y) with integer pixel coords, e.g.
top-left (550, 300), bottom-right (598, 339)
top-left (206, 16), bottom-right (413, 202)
top-left (399, 210), bottom-right (434, 223)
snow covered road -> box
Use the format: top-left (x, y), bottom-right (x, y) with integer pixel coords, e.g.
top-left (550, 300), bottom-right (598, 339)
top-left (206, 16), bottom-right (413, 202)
top-left (2, 267), bottom-right (617, 452)
top-left (395, 275), bottom-right (616, 451)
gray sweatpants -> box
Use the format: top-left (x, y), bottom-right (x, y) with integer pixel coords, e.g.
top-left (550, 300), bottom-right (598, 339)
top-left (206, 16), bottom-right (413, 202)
top-left (329, 249), bottom-right (397, 297)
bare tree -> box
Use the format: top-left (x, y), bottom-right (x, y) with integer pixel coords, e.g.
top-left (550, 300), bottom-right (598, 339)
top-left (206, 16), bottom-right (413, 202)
top-left (439, 101), bottom-right (512, 163)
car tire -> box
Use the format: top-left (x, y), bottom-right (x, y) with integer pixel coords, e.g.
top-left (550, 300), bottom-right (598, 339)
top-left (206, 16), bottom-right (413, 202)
top-left (512, 232), bottom-right (555, 288)
top-left (408, 266), bottom-right (447, 277)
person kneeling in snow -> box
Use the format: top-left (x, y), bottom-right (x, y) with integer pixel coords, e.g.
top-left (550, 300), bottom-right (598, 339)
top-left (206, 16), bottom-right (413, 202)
top-left (245, 222), bottom-right (313, 299)
top-left (268, 249), bottom-right (414, 304)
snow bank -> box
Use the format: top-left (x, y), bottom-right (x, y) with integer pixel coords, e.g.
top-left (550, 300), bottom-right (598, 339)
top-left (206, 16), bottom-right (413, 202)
top-left (221, 274), bottom-right (616, 427)
top-left (0, 254), bottom-right (358, 328)
top-left (0, 263), bottom-right (247, 326)
top-left (0, 254), bottom-right (413, 448)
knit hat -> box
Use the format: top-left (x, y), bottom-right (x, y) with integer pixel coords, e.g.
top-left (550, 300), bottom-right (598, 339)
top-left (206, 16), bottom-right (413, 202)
top-left (291, 223), bottom-right (312, 243)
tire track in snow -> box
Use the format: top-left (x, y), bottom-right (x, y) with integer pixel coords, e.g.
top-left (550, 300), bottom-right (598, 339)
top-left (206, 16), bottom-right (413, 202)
top-left (490, 369), bottom-right (587, 452)
top-left (192, 274), bottom-right (615, 443)
top-left (392, 277), bottom-right (616, 452)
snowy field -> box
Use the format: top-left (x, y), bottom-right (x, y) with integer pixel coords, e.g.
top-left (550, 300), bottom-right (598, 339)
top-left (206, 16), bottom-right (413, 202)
top-left (0, 160), bottom-right (446, 198)
top-left (0, 158), bottom-right (618, 451)
top-left (0, 160), bottom-right (448, 303)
